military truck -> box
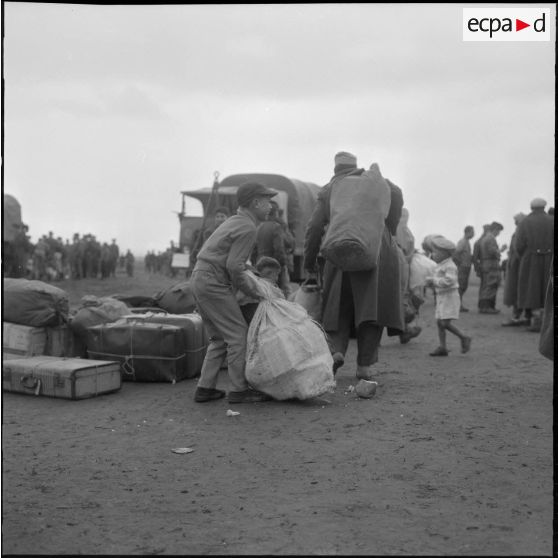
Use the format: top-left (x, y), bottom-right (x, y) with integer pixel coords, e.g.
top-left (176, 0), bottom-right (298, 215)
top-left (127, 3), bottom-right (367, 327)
top-left (178, 173), bottom-right (321, 281)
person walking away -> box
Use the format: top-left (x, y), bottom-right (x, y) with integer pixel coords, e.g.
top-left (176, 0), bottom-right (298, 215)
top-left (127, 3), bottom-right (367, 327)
top-left (304, 151), bottom-right (404, 381)
top-left (477, 222), bottom-right (505, 313)
top-left (425, 236), bottom-right (472, 356)
top-left (453, 225), bottom-right (475, 312)
top-left (190, 182), bottom-right (277, 404)
top-left (515, 198), bottom-right (554, 332)
top-left (502, 213), bottom-right (529, 326)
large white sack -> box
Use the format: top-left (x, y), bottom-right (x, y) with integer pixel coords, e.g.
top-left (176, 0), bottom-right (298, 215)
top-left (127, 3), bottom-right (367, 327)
top-left (409, 252), bottom-right (437, 290)
top-left (244, 273), bottom-right (334, 400)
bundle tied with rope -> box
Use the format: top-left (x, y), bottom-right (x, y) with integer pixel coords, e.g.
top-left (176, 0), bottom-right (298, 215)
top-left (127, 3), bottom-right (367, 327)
top-left (244, 271), bottom-right (335, 400)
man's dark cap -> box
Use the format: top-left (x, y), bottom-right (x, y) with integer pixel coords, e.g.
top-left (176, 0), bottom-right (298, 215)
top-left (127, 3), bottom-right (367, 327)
top-left (237, 182), bottom-right (278, 207)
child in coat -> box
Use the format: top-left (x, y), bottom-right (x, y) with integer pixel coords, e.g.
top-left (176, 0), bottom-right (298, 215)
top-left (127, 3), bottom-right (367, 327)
top-left (425, 236), bottom-right (472, 356)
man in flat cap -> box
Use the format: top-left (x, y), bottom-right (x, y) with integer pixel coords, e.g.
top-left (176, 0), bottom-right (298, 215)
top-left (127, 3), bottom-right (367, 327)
top-left (477, 221), bottom-right (505, 313)
top-left (190, 182), bottom-right (277, 404)
top-left (515, 198), bottom-right (554, 332)
top-left (303, 151), bottom-right (404, 380)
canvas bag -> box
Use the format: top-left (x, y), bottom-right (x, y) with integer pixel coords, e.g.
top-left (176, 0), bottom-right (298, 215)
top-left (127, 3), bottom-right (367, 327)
top-left (290, 278), bottom-right (322, 322)
top-left (245, 272), bottom-right (335, 400)
top-left (153, 282), bottom-right (196, 314)
top-left (3, 278), bottom-right (69, 327)
top-left (321, 164), bottom-right (391, 272)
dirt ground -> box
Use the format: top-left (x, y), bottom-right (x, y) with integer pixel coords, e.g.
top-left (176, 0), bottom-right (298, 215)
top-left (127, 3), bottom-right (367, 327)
top-left (1, 269), bottom-right (553, 555)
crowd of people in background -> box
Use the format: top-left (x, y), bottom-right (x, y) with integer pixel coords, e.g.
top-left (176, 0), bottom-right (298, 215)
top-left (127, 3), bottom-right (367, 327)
top-left (408, 199), bottom-right (553, 337)
top-left (4, 230), bottom-right (137, 281)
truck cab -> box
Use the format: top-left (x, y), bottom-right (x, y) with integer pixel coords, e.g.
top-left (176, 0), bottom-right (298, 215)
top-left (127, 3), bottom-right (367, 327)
top-left (178, 173), bottom-right (321, 281)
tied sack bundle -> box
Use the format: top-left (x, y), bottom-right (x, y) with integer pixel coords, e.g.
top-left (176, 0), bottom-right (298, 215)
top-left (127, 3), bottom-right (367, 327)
top-left (153, 282), bottom-right (196, 314)
top-left (321, 163), bottom-right (391, 272)
top-left (3, 278), bottom-right (69, 327)
top-left (245, 272), bottom-right (335, 400)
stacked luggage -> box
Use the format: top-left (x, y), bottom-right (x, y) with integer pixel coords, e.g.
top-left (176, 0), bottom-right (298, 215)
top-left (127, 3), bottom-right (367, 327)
top-left (86, 312), bottom-right (208, 382)
top-left (2, 279), bottom-right (76, 360)
top-left (3, 279), bottom-right (208, 400)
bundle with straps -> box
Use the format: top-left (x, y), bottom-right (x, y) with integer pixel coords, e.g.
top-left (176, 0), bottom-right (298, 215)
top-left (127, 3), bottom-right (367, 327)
top-left (3, 278), bottom-right (69, 327)
top-left (321, 163), bottom-right (391, 272)
top-left (245, 272), bottom-right (334, 400)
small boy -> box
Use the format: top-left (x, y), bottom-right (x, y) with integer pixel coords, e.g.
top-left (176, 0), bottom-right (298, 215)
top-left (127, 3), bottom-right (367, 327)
top-left (238, 256), bottom-right (284, 325)
top-left (425, 236), bottom-right (472, 356)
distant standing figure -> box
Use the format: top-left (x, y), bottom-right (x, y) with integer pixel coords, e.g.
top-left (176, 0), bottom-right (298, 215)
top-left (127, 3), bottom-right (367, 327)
top-left (453, 225), bottom-right (475, 312)
top-left (109, 239), bottom-right (120, 278)
top-left (472, 224), bottom-right (490, 285)
top-left (125, 250), bottom-right (135, 277)
top-left (515, 198), bottom-right (554, 332)
top-left (502, 212), bottom-right (528, 326)
top-left (425, 236), bottom-right (472, 357)
top-left (477, 221), bottom-right (505, 314)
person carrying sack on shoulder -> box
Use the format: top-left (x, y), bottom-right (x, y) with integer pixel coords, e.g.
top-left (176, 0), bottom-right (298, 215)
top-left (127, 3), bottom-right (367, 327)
top-left (303, 151), bottom-right (405, 382)
top-left (190, 182), bottom-right (278, 405)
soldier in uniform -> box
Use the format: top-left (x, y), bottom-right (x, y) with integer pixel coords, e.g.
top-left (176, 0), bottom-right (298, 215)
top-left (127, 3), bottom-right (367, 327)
top-left (477, 222), bottom-right (505, 313)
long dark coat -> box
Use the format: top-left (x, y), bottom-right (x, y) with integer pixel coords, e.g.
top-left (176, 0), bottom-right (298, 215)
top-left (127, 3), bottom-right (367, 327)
top-left (303, 169), bottom-right (404, 335)
top-left (503, 230), bottom-right (521, 307)
top-left (515, 209), bottom-right (554, 310)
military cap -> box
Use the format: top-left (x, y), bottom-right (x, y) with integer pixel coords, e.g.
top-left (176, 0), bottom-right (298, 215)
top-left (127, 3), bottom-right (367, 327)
top-left (530, 197), bottom-right (547, 209)
top-left (237, 182), bottom-right (277, 208)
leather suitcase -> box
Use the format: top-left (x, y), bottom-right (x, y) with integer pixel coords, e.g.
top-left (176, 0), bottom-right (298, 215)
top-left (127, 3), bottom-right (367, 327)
top-left (2, 356), bottom-right (121, 400)
top-left (3, 322), bottom-right (75, 360)
top-left (86, 321), bottom-right (189, 383)
top-left (124, 312), bottom-right (208, 379)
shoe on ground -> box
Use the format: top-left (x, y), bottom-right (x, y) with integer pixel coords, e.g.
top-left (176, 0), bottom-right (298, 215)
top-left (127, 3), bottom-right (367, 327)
top-left (194, 387), bottom-right (226, 403)
top-left (399, 326), bottom-right (421, 345)
top-left (502, 318), bottom-right (522, 327)
top-left (356, 365), bottom-right (376, 380)
top-left (429, 347), bottom-right (449, 357)
top-left (228, 388), bottom-right (273, 404)
top-left (399, 331), bottom-right (412, 344)
top-left (460, 306), bottom-right (470, 312)
top-left (461, 336), bottom-right (472, 353)
top-left (332, 352), bottom-right (345, 376)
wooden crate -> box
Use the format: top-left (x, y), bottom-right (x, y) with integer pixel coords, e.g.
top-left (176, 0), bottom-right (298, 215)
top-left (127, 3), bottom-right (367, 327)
top-left (2, 322), bottom-right (75, 360)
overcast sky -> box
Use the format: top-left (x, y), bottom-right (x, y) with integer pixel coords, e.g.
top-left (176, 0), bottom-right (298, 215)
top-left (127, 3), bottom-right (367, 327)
top-left (2, 2), bottom-right (555, 255)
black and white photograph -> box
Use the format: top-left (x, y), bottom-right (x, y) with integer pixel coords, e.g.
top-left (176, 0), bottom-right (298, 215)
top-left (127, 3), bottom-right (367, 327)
top-left (1, 2), bottom-right (555, 555)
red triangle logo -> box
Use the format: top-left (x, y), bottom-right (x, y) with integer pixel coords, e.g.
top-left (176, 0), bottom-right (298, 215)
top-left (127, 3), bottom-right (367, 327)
top-left (516, 19), bottom-right (530, 31)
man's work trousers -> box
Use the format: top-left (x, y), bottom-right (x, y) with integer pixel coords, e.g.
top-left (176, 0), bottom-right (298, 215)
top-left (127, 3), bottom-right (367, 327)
top-left (190, 268), bottom-right (250, 392)
top-left (457, 265), bottom-right (471, 298)
top-left (478, 269), bottom-right (501, 310)
top-left (326, 271), bottom-right (383, 367)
